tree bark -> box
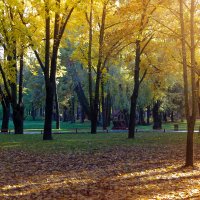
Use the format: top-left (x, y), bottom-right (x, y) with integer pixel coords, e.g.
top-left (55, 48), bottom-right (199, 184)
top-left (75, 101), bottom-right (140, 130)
top-left (128, 40), bottom-right (141, 138)
top-left (31, 103), bottom-right (36, 121)
top-left (55, 83), bottom-right (60, 129)
top-left (105, 92), bottom-right (111, 127)
top-left (179, 0), bottom-right (196, 166)
top-left (13, 104), bottom-right (24, 134)
top-left (43, 2), bottom-right (53, 140)
top-left (88, 0), bottom-right (93, 120)
top-left (80, 105), bottom-right (85, 123)
top-left (101, 78), bottom-right (107, 130)
top-left (138, 108), bottom-right (146, 125)
top-left (153, 101), bottom-right (162, 129)
top-left (163, 112), bottom-right (167, 122)
top-left (91, 4), bottom-right (106, 134)
top-left (74, 82), bottom-right (90, 119)
top-left (43, 83), bottom-right (54, 140)
top-left (1, 96), bottom-right (10, 132)
top-left (170, 111), bottom-right (174, 122)
top-left (147, 105), bottom-right (151, 125)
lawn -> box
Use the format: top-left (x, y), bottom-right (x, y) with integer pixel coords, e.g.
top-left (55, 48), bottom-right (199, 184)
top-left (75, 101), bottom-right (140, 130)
top-left (1, 132), bottom-right (200, 199)
top-left (0, 132), bottom-right (188, 153)
top-left (4, 119), bottom-right (200, 134)
top-left (6, 120), bottom-right (92, 133)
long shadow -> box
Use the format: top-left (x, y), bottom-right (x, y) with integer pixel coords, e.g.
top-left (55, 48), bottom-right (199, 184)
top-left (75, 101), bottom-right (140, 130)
top-left (2, 163), bottom-right (200, 199)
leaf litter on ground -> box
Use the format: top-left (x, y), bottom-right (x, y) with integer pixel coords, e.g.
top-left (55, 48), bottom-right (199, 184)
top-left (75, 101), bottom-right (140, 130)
top-left (1, 134), bottom-right (200, 199)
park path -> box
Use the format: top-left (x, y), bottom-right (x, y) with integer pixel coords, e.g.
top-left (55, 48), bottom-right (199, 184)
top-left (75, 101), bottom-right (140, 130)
top-left (22, 129), bottom-right (200, 134)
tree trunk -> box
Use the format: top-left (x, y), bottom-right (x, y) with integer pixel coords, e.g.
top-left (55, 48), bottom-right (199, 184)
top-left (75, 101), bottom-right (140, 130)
top-left (31, 103), bottom-right (36, 121)
top-left (179, 0), bottom-right (196, 166)
top-left (55, 84), bottom-right (60, 129)
top-left (91, 3), bottom-right (106, 134)
top-left (101, 78), bottom-right (107, 130)
top-left (138, 108), bottom-right (146, 125)
top-left (147, 105), bottom-right (151, 125)
top-left (105, 92), bottom-right (111, 127)
top-left (128, 40), bottom-right (141, 138)
top-left (13, 104), bottom-right (24, 134)
top-left (1, 96), bottom-right (10, 132)
top-left (170, 111), bottom-right (174, 122)
top-left (63, 106), bottom-right (68, 122)
top-left (163, 112), bottom-right (167, 122)
top-left (43, 3), bottom-right (53, 140)
top-left (43, 83), bottom-right (54, 140)
top-left (88, 0), bottom-right (93, 121)
top-left (186, 120), bottom-right (195, 166)
top-left (80, 106), bottom-right (85, 123)
top-left (70, 96), bottom-right (75, 123)
top-left (74, 82), bottom-right (90, 119)
top-left (91, 69), bottom-right (101, 133)
top-left (153, 101), bottom-right (162, 129)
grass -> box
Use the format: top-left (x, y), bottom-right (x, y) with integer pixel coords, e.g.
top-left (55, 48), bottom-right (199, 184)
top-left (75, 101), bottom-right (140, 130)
top-left (136, 120), bottom-right (200, 131)
top-left (5, 119), bottom-right (200, 133)
top-left (0, 131), bottom-right (196, 154)
top-left (1, 119), bottom-right (200, 153)
top-left (5, 120), bottom-right (91, 133)
top-left (1, 131), bottom-right (200, 199)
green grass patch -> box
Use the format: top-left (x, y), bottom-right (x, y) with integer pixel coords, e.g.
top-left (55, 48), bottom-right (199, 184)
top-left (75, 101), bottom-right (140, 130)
top-left (4, 119), bottom-right (200, 133)
top-left (0, 132), bottom-right (197, 155)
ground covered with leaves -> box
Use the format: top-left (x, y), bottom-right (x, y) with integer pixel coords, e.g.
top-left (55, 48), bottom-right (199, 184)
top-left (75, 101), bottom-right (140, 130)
top-left (1, 132), bottom-right (200, 199)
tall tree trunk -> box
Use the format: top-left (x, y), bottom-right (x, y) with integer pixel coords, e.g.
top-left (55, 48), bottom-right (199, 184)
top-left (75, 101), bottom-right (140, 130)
top-left (179, 0), bottom-right (196, 166)
top-left (31, 103), bottom-right (36, 121)
top-left (1, 96), bottom-right (10, 132)
top-left (186, 119), bottom-right (195, 165)
top-left (13, 104), bottom-right (24, 134)
top-left (128, 40), bottom-right (141, 138)
top-left (43, 2), bottom-right (53, 140)
top-left (63, 106), bottom-right (68, 122)
top-left (101, 78), bottom-right (107, 130)
top-left (74, 82), bottom-right (90, 119)
top-left (153, 101), bottom-right (162, 129)
top-left (91, 70), bottom-right (101, 133)
top-left (138, 108), bottom-right (146, 125)
top-left (170, 111), bottom-right (174, 122)
top-left (163, 112), bottom-right (167, 122)
top-left (147, 105), bottom-right (151, 125)
top-left (10, 50), bottom-right (24, 135)
top-left (91, 3), bottom-right (106, 134)
top-left (55, 83), bottom-right (60, 129)
top-left (105, 92), bottom-right (111, 127)
top-left (80, 105), bottom-right (85, 123)
top-left (43, 83), bottom-right (54, 140)
top-left (88, 0), bottom-right (93, 120)
top-left (14, 52), bottom-right (24, 135)
top-left (70, 96), bottom-right (75, 123)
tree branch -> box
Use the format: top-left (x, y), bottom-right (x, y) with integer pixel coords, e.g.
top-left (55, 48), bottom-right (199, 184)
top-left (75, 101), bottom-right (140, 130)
top-left (139, 69), bottom-right (147, 85)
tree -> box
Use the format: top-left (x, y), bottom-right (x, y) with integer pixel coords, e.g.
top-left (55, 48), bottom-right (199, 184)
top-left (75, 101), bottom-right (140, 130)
top-left (179, 0), bottom-right (197, 166)
top-left (23, 0), bottom-right (79, 140)
top-left (0, 87), bottom-right (10, 132)
top-left (122, 0), bottom-right (164, 138)
top-left (0, 1), bottom-right (26, 134)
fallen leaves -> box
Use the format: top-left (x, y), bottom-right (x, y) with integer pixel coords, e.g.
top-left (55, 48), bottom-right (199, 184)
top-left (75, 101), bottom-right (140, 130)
top-left (0, 141), bottom-right (200, 199)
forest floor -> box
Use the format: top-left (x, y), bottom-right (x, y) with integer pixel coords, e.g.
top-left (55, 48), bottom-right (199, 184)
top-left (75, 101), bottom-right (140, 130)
top-left (1, 132), bottom-right (200, 199)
